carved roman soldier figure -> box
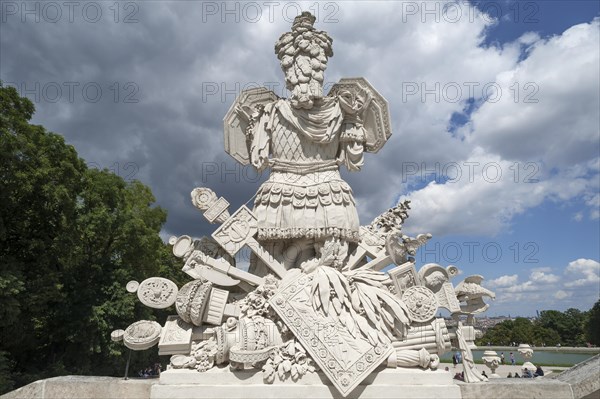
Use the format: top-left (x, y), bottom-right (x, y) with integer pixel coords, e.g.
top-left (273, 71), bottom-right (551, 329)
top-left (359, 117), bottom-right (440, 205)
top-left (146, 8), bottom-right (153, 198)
top-left (227, 12), bottom-right (390, 273)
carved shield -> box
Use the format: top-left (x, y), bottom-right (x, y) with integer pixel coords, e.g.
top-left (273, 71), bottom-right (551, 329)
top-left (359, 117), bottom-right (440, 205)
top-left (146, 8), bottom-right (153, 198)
top-left (211, 205), bottom-right (258, 257)
top-left (328, 77), bottom-right (392, 153)
top-left (223, 87), bottom-right (279, 165)
top-left (270, 271), bottom-right (393, 397)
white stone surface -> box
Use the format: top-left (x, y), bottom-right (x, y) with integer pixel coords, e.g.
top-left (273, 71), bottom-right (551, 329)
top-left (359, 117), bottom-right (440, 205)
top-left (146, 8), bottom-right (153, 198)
top-left (223, 87), bottom-right (279, 165)
top-left (111, 329), bottom-right (125, 342)
top-left (158, 316), bottom-right (192, 356)
top-left (4, 360), bottom-right (600, 399)
top-left (388, 262), bottom-right (420, 296)
top-left (126, 281), bottom-right (139, 293)
top-left (401, 286), bottom-right (438, 323)
top-left (454, 276), bottom-right (496, 318)
top-left (137, 278), bottom-right (178, 309)
top-left (0, 376), bottom-right (153, 399)
top-left (153, 368), bottom-right (461, 399)
top-left (123, 320), bottom-right (162, 350)
top-left (269, 271), bottom-right (394, 396)
top-left (327, 77), bottom-right (392, 154)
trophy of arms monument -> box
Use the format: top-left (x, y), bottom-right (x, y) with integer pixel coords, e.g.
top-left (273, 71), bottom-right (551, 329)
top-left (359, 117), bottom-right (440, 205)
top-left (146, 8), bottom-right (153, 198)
top-left (115, 12), bottom-right (495, 399)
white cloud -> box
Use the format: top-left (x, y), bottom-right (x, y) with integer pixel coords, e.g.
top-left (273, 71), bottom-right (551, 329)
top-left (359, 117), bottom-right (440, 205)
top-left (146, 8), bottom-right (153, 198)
top-left (585, 194), bottom-right (600, 220)
top-left (462, 19), bottom-right (600, 167)
top-left (2, 0), bottom-right (598, 319)
top-left (566, 258), bottom-right (599, 274)
top-left (5, 0), bottom-right (596, 240)
top-left (402, 148), bottom-right (596, 235)
top-left (530, 270), bottom-right (560, 284)
top-left (585, 194), bottom-right (599, 208)
top-left (532, 267), bottom-right (552, 273)
top-left (401, 19), bottom-right (600, 236)
top-left (502, 281), bottom-right (537, 293)
top-left (564, 258), bottom-right (600, 288)
top-left (517, 32), bottom-right (541, 46)
top-left (554, 290), bottom-right (571, 300)
top-left (487, 274), bottom-right (518, 288)
top-left (489, 259), bottom-right (599, 314)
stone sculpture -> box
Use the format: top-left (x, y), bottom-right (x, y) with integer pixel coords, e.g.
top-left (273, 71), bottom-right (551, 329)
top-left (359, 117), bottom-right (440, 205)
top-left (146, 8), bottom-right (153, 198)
top-left (456, 321), bottom-right (488, 383)
top-left (454, 275), bottom-right (496, 324)
top-left (113, 12), bottom-right (496, 398)
top-left (518, 343), bottom-right (534, 358)
top-left (481, 350), bottom-right (501, 378)
top-left (518, 344), bottom-right (536, 373)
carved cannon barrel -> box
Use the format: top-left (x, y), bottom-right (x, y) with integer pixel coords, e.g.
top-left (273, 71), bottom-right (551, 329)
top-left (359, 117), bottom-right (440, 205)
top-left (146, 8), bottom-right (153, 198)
top-left (392, 342), bottom-right (440, 353)
top-left (391, 319), bottom-right (451, 355)
top-left (395, 348), bottom-right (440, 369)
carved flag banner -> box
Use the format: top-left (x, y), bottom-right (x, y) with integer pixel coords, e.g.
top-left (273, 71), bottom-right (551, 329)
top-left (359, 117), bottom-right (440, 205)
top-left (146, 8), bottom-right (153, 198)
top-left (269, 271), bottom-right (393, 397)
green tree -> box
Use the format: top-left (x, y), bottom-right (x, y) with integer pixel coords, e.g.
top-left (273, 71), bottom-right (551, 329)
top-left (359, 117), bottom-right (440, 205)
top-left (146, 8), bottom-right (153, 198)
top-left (476, 319), bottom-right (515, 346)
top-left (0, 82), bottom-right (182, 393)
top-left (1, 82), bottom-right (88, 390)
top-left (537, 308), bottom-right (587, 346)
top-left (0, 352), bottom-right (15, 394)
top-left (531, 324), bottom-right (560, 346)
top-left (478, 305), bottom-right (594, 349)
top-left (511, 317), bottom-right (534, 344)
top-left (51, 168), bottom-right (170, 376)
top-left (585, 300), bottom-right (600, 345)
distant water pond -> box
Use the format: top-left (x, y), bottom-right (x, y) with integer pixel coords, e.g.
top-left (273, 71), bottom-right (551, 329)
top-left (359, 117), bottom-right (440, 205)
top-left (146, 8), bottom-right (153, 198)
top-left (440, 350), bottom-right (596, 366)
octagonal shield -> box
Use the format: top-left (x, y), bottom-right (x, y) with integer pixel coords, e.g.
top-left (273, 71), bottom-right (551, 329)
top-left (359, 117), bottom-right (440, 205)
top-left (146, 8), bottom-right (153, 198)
top-left (223, 87), bottom-right (278, 165)
top-left (328, 77), bottom-right (392, 153)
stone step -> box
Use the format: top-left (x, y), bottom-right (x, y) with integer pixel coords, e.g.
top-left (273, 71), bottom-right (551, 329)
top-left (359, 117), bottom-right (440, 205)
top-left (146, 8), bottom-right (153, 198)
top-left (153, 368), bottom-right (461, 399)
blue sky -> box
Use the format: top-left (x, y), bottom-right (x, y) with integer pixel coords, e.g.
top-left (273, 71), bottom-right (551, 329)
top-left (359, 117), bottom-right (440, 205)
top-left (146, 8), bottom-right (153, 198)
top-left (475, 0), bottom-right (600, 44)
top-left (432, 0), bottom-right (600, 315)
top-left (1, 0), bottom-right (598, 316)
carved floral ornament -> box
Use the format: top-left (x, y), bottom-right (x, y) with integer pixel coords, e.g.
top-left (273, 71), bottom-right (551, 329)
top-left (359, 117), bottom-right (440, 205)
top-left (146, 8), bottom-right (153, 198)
top-left (114, 11), bottom-right (496, 397)
top-left (137, 277), bottom-right (178, 309)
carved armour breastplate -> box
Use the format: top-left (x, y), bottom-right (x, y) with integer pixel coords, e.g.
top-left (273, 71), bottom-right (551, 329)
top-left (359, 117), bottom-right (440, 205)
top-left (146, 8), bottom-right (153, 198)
top-left (270, 113), bottom-right (340, 165)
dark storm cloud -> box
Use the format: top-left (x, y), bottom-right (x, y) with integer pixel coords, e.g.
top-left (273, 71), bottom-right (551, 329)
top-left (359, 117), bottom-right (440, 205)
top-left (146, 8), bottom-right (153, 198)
top-left (1, 1), bottom-right (290, 240)
top-left (0, 1), bottom-right (479, 239)
top-left (6, 1), bottom-right (594, 243)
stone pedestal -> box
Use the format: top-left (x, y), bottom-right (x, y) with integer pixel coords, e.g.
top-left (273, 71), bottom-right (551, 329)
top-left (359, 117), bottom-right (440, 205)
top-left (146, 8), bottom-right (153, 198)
top-left (151, 367), bottom-right (461, 399)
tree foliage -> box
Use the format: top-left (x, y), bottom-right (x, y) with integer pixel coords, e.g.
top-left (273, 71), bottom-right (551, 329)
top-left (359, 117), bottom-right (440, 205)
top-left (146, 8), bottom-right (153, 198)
top-left (0, 83), bottom-right (184, 394)
top-left (536, 308), bottom-right (588, 347)
top-left (477, 317), bottom-right (560, 347)
top-left (585, 300), bottom-right (600, 345)
top-left (477, 306), bottom-right (595, 347)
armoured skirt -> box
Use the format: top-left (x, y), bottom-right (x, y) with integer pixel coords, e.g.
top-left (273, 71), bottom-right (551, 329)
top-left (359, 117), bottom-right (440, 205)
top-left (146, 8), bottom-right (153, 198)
top-left (253, 169), bottom-right (360, 242)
